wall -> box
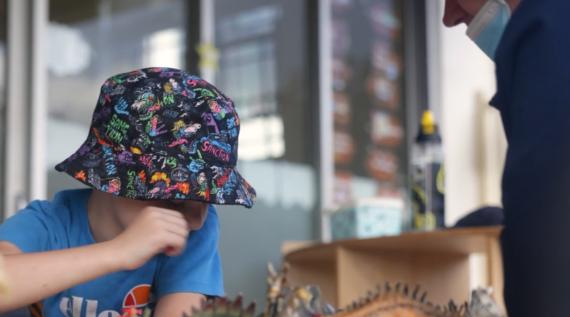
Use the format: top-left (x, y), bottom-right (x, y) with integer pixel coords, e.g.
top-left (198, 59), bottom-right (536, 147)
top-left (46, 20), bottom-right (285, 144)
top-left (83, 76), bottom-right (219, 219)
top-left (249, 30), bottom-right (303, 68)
top-left (437, 2), bottom-right (507, 226)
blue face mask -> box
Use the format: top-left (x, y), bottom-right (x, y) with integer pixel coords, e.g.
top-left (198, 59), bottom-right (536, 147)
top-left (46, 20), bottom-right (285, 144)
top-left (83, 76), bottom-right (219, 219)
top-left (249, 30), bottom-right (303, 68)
top-left (466, 0), bottom-right (511, 60)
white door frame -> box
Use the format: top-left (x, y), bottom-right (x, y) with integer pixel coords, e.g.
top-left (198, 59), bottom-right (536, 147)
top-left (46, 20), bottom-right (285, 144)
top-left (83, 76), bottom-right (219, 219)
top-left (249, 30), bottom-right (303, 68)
top-left (3, 0), bottom-right (48, 219)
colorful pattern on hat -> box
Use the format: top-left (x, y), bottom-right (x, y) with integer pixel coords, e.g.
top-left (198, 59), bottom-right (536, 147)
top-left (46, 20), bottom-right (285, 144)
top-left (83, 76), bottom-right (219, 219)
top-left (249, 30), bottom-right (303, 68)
top-left (55, 67), bottom-right (256, 208)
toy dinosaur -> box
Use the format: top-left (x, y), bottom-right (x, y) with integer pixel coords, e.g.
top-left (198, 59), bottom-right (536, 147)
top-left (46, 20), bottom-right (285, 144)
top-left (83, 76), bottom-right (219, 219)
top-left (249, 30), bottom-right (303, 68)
top-left (333, 282), bottom-right (465, 317)
top-left (182, 282), bottom-right (475, 317)
top-left (334, 286), bottom-right (503, 317)
top-left (117, 262), bottom-right (501, 317)
top-left (465, 288), bottom-right (504, 317)
top-left (265, 262), bottom-right (289, 317)
top-left (185, 263), bottom-right (504, 317)
top-left (182, 296), bottom-right (257, 317)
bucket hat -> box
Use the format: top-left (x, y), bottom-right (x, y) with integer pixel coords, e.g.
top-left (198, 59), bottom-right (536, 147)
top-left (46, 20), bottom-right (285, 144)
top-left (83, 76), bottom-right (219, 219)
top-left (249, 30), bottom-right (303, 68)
top-left (55, 67), bottom-right (256, 208)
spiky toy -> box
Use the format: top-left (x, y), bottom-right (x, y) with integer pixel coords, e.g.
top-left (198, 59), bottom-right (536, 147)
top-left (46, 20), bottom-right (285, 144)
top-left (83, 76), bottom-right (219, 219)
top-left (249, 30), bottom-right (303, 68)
top-left (137, 263), bottom-right (504, 317)
top-left (182, 296), bottom-right (257, 317)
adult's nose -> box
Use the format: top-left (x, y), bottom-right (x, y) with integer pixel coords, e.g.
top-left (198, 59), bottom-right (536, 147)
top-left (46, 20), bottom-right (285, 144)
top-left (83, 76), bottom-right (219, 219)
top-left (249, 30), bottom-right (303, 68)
top-left (443, 0), bottom-right (467, 27)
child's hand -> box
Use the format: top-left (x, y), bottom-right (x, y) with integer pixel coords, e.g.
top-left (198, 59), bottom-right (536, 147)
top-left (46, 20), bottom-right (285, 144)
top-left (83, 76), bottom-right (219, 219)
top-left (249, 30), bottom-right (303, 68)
top-left (109, 206), bottom-right (190, 270)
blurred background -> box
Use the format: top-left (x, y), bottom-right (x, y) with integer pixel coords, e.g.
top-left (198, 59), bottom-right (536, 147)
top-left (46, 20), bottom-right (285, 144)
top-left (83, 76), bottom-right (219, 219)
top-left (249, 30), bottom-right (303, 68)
top-left (0, 0), bottom-right (506, 306)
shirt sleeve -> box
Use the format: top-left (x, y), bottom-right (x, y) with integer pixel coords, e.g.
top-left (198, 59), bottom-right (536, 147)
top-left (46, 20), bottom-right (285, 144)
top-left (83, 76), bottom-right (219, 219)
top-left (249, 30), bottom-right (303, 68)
top-left (0, 200), bottom-right (52, 253)
top-left (153, 205), bottom-right (224, 298)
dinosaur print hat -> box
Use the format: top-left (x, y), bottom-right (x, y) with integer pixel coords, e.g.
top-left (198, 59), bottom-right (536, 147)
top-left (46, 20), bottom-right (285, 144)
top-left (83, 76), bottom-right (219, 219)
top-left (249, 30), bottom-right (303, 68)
top-left (55, 67), bottom-right (256, 208)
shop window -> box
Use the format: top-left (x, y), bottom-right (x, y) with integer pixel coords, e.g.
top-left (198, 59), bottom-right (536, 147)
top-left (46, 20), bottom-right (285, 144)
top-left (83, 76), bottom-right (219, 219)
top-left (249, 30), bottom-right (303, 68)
top-left (330, 0), bottom-right (408, 205)
top-left (46, 0), bottom-right (187, 197)
top-left (211, 0), bottom-right (318, 306)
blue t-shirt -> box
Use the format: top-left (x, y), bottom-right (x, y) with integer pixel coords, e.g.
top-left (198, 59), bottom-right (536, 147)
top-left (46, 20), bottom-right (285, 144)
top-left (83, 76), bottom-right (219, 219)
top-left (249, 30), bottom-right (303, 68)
top-left (0, 189), bottom-right (224, 317)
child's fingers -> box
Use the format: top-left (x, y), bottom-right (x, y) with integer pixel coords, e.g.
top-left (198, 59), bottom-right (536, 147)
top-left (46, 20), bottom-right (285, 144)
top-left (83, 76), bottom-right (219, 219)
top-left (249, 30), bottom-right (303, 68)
top-left (155, 208), bottom-right (186, 220)
top-left (163, 247), bottom-right (183, 257)
top-left (163, 222), bottom-right (190, 239)
top-left (162, 233), bottom-right (187, 256)
top-left (140, 206), bottom-right (184, 222)
top-left (158, 214), bottom-right (189, 231)
top-left (142, 207), bottom-right (189, 231)
top-left (154, 208), bottom-right (190, 229)
top-left (163, 246), bottom-right (177, 256)
top-left (163, 243), bottom-right (185, 256)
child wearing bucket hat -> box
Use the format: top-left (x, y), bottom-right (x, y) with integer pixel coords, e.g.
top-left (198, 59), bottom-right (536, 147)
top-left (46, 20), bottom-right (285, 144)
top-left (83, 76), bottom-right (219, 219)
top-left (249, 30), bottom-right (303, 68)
top-left (0, 67), bottom-right (256, 316)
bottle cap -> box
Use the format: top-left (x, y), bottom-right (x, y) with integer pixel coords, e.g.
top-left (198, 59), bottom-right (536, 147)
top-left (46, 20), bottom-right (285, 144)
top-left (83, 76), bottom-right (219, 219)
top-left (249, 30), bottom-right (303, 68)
top-left (416, 110), bottom-right (441, 143)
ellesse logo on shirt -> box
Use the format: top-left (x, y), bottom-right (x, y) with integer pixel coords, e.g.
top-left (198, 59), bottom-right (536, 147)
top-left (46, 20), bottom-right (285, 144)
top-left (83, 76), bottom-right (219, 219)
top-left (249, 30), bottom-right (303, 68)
top-left (59, 284), bottom-right (151, 317)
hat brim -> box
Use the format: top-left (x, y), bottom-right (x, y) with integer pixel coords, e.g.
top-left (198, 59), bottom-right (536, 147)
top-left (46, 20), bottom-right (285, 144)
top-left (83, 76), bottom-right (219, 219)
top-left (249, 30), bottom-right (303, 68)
top-left (55, 134), bottom-right (257, 208)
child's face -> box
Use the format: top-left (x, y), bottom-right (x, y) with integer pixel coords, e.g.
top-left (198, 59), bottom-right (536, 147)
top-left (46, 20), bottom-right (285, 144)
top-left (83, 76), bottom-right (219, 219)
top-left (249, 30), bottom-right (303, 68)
top-left (116, 197), bottom-right (209, 231)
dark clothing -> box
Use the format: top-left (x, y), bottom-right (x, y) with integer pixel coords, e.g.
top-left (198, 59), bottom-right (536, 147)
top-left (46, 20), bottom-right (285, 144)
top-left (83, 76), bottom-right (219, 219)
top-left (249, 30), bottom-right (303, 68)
top-left (492, 0), bottom-right (570, 314)
top-left (453, 206), bottom-right (504, 228)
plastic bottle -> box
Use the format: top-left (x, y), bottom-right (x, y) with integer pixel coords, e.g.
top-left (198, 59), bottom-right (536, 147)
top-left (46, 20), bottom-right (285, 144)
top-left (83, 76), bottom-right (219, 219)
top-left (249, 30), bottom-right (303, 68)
top-left (411, 110), bottom-right (445, 230)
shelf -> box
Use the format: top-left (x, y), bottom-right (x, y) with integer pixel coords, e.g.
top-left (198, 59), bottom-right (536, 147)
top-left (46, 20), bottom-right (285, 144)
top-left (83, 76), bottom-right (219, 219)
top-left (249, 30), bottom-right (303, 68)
top-left (283, 226), bottom-right (503, 310)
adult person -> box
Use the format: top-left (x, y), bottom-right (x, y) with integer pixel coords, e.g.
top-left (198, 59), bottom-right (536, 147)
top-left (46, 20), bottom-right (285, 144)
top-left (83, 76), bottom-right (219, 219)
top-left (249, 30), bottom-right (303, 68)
top-left (443, 0), bottom-right (570, 315)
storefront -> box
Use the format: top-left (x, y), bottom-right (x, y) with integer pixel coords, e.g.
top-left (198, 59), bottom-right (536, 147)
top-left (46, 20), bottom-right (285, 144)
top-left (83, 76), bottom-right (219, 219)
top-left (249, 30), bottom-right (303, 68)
top-left (0, 0), bottom-right (438, 305)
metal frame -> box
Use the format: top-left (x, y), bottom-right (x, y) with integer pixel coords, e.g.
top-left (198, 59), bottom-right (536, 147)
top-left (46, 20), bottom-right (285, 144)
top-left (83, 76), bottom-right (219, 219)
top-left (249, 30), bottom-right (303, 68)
top-left (0, 0), bottom-right (7, 219)
top-left (403, 0), bottom-right (429, 141)
top-left (199, 0), bottom-right (215, 83)
top-left (3, 0), bottom-right (47, 219)
top-left (402, 0), bottom-right (432, 228)
top-left (186, 0), bottom-right (201, 76)
top-left (425, 0), bottom-right (443, 123)
top-left (317, 0), bottom-right (334, 242)
top-left (5, 0), bottom-right (32, 218)
top-left (30, 0), bottom-right (48, 203)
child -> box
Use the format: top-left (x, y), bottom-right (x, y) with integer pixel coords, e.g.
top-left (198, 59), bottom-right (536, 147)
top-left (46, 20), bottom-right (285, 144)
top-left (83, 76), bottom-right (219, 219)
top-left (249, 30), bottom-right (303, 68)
top-left (0, 67), bottom-right (256, 317)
